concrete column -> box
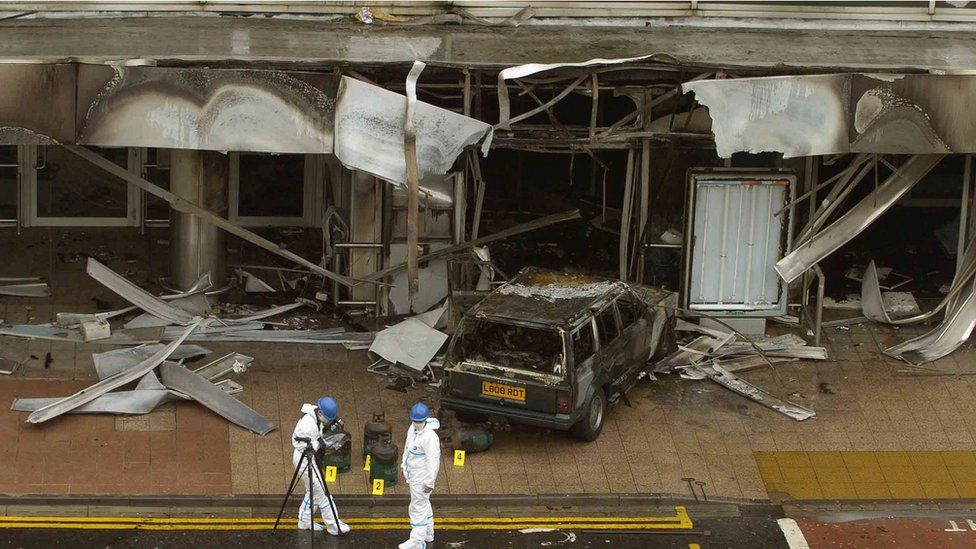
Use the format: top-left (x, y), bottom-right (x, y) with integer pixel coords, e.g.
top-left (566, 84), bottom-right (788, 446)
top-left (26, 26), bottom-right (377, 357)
top-left (169, 149), bottom-right (228, 290)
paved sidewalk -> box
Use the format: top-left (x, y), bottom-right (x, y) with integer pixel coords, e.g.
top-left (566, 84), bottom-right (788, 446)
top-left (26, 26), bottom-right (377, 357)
top-left (5, 228), bottom-right (976, 502)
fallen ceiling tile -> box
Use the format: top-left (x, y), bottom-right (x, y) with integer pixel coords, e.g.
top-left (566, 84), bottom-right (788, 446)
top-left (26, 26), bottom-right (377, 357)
top-left (369, 317), bottom-right (448, 372)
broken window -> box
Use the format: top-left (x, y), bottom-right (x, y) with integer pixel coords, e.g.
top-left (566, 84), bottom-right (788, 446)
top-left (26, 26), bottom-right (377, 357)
top-left (617, 298), bottom-right (642, 329)
top-left (36, 146), bottom-right (129, 218)
top-left (456, 320), bottom-right (564, 375)
top-left (237, 153), bottom-right (305, 218)
top-left (595, 306), bottom-right (619, 347)
top-left (571, 322), bottom-right (596, 366)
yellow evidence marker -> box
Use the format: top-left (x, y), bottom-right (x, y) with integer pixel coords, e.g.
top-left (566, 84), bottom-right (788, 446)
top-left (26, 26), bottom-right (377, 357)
top-left (371, 479), bottom-right (384, 496)
top-left (363, 455), bottom-right (371, 472)
top-left (453, 450), bottom-right (466, 467)
top-left (324, 466), bottom-right (337, 483)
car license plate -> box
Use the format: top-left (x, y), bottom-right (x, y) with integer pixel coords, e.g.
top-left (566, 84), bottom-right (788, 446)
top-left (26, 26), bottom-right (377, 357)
top-left (481, 380), bottom-right (525, 402)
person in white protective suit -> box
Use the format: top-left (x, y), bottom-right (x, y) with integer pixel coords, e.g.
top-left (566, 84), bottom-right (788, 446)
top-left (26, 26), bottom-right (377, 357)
top-left (291, 397), bottom-right (351, 534)
top-left (398, 402), bottom-right (441, 549)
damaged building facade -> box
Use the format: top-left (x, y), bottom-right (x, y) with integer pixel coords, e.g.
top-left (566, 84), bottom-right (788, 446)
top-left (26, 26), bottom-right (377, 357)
top-left (5, 1), bottom-right (976, 504)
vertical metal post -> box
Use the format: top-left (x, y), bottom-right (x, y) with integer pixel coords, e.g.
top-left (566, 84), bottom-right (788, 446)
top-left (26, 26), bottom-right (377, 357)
top-left (456, 69), bottom-right (472, 247)
top-left (15, 144), bottom-right (23, 235)
top-left (169, 149), bottom-right (228, 290)
top-left (619, 149), bottom-right (636, 280)
top-left (958, 154), bottom-right (972, 274)
top-left (589, 74), bottom-right (599, 139)
top-left (131, 147), bottom-right (146, 235)
top-left (469, 151), bottom-right (486, 241)
top-left (636, 98), bottom-right (652, 281)
top-left (588, 74), bottom-right (601, 197)
top-left (803, 156), bottom-right (817, 248)
top-left (404, 62), bottom-right (426, 311)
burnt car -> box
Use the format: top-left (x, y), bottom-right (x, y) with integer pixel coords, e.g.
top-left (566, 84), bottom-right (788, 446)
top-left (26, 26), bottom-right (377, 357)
top-left (441, 268), bottom-right (675, 441)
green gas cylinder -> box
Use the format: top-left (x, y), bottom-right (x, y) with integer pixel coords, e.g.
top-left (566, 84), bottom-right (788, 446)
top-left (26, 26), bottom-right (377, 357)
top-left (363, 412), bottom-right (393, 459)
top-left (455, 424), bottom-right (494, 453)
top-left (368, 439), bottom-right (399, 487)
top-left (321, 431), bottom-right (352, 473)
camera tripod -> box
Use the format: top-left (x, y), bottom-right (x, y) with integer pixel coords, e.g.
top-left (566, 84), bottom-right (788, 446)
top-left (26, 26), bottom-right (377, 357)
top-left (273, 437), bottom-right (344, 546)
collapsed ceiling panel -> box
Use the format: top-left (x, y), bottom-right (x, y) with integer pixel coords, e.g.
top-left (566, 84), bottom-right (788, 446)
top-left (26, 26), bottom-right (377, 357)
top-left (684, 73), bottom-right (976, 158)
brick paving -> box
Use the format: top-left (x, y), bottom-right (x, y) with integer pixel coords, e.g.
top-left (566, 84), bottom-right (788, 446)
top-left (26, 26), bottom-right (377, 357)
top-left (0, 379), bottom-right (232, 495)
top-left (4, 228), bottom-right (976, 501)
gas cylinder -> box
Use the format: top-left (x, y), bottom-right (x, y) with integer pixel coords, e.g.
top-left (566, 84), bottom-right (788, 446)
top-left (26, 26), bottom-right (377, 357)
top-left (363, 412), bottom-right (393, 459)
top-left (321, 430), bottom-right (352, 473)
top-left (454, 424), bottom-right (494, 453)
top-left (368, 439), bottom-right (399, 487)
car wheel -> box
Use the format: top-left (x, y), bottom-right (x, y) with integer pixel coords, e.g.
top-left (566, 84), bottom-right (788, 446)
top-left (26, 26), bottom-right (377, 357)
top-left (570, 388), bottom-right (606, 441)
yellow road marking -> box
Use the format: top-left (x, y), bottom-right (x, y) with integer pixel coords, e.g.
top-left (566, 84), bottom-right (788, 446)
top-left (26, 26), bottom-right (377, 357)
top-left (0, 523), bottom-right (689, 531)
top-left (0, 507), bottom-right (693, 531)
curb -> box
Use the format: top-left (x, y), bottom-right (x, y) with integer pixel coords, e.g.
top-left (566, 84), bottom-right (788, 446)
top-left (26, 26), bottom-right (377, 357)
top-left (0, 492), bottom-right (775, 509)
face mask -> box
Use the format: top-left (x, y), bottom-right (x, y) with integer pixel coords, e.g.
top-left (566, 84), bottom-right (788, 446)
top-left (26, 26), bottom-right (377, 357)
top-left (413, 421), bottom-right (426, 431)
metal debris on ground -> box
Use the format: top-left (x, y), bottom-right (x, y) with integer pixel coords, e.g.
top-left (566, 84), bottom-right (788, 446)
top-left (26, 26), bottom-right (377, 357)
top-left (236, 268), bottom-right (276, 293)
top-left (159, 361), bottom-right (276, 435)
top-left (0, 323), bottom-right (163, 344)
top-left (0, 345), bottom-right (30, 375)
top-left (368, 304), bottom-right (449, 373)
top-left (655, 322), bottom-right (826, 420)
top-left (367, 305), bottom-right (449, 390)
top-left (0, 278), bottom-right (51, 297)
top-left (859, 241), bottom-right (976, 365)
top-left (25, 320), bottom-right (204, 424)
top-left (192, 352), bottom-right (254, 381)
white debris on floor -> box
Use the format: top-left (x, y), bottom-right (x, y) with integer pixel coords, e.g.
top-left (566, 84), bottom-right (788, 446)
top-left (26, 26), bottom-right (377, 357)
top-left (882, 291), bottom-right (921, 316)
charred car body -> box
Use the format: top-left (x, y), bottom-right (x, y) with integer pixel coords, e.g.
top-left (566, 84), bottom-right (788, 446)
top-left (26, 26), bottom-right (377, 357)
top-left (441, 268), bottom-right (676, 440)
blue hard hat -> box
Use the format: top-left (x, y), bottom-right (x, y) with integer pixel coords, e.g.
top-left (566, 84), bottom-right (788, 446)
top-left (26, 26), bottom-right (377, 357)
top-left (317, 397), bottom-right (338, 421)
top-left (409, 402), bottom-right (430, 422)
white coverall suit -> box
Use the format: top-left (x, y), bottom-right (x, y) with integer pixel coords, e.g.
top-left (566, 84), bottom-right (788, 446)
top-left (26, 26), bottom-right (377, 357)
top-left (399, 417), bottom-right (441, 549)
top-left (291, 403), bottom-right (349, 534)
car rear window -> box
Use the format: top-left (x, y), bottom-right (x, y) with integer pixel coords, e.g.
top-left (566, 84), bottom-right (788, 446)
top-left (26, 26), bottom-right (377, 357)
top-left (455, 320), bottom-right (565, 375)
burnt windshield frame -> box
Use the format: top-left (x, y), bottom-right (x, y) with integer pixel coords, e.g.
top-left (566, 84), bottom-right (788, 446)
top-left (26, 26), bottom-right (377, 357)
top-left (453, 317), bottom-right (567, 375)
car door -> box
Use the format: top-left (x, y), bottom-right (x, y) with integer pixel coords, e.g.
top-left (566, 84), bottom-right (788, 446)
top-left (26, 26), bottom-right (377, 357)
top-left (617, 293), bottom-right (652, 365)
top-left (570, 318), bottom-right (598, 410)
top-left (594, 302), bottom-right (627, 383)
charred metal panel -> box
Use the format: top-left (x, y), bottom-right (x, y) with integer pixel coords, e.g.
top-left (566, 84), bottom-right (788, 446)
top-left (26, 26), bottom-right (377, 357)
top-left (683, 74), bottom-right (850, 158)
top-left (850, 74), bottom-right (964, 154)
top-left (685, 74), bottom-right (976, 158)
top-left (334, 76), bottom-right (491, 186)
top-left (0, 64), bottom-right (75, 144)
top-left (75, 65), bottom-right (339, 154)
